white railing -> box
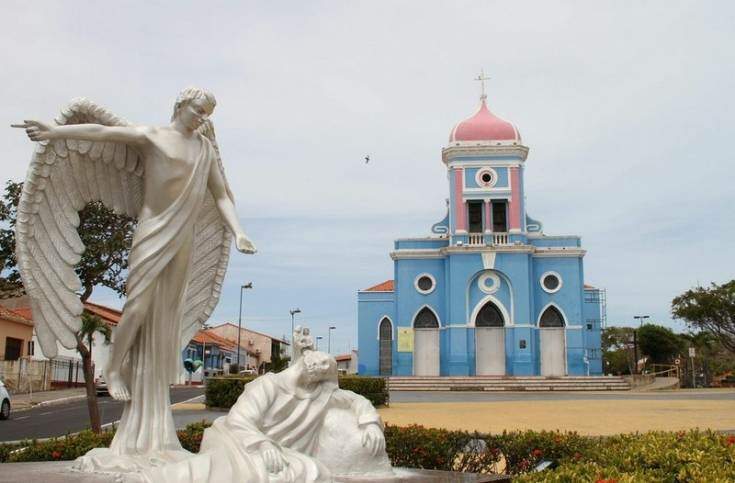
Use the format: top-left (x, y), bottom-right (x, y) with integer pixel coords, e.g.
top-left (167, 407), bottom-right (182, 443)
top-left (492, 233), bottom-right (510, 245)
top-left (468, 234), bottom-right (485, 246)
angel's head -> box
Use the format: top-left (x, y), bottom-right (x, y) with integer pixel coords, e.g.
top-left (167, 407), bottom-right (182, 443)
top-left (171, 87), bottom-right (216, 131)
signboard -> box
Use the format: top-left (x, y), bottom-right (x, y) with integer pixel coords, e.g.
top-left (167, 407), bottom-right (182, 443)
top-left (689, 347), bottom-right (696, 358)
top-left (397, 327), bottom-right (414, 352)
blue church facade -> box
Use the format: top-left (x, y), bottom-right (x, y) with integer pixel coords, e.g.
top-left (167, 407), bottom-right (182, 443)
top-left (357, 92), bottom-right (605, 377)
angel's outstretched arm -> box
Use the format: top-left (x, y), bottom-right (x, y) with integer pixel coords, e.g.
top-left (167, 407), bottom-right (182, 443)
top-left (12, 120), bottom-right (148, 147)
top-left (207, 157), bottom-right (257, 254)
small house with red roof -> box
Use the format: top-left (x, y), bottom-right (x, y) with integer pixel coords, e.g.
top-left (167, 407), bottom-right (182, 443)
top-left (357, 87), bottom-right (606, 377)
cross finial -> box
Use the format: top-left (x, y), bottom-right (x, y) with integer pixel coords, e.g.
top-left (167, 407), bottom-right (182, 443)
top-left (474, 69), bottom-right (491, 101)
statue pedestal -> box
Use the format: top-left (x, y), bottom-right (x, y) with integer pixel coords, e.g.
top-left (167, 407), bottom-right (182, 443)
top-left (0, 462), bottom-right (511, 482)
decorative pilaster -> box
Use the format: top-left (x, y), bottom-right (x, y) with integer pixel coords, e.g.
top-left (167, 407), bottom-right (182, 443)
top-left (509, 166), bottom-right (521, 231)
top-left (454, 168), bottom-right (466, 233)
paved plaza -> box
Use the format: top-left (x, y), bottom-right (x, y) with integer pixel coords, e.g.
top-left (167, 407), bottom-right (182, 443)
top-left (379, 389), bottom-right (735, 435)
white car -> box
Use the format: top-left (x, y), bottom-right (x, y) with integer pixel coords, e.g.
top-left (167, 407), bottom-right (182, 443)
top-left (0, 379), bottom-right (10, 420)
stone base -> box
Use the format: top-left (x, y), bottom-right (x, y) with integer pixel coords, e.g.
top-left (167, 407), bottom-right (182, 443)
top-left (0, 462), bottom-right (511, 483)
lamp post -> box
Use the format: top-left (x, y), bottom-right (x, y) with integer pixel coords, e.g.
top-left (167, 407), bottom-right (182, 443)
top-left (632, 315), bottom-right (650, 374)
top-left (316, 336), bottom-right (323, 351)
top-left (289, 308), bottom-right (301, 358)
top-left (237, 282), bottom-right (253, 372)
top-left (328, 326), bottom-right (336, 355)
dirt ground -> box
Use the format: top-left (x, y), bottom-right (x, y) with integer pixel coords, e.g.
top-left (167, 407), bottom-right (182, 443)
top-left (377, 398), bottom-right (735, 435)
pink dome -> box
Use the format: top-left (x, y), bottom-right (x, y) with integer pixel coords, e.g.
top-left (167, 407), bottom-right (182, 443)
top-left (449, 98), bottom-right (521, 144)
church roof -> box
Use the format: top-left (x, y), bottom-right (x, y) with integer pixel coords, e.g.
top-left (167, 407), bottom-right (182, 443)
top-left (449, 98), bottom-right (521, 144)
top-left (362, 280), bottom-right (394, 292)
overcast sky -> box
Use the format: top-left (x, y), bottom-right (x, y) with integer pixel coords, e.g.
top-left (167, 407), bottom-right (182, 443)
top-left (2, 1), bottom-right (733, 353)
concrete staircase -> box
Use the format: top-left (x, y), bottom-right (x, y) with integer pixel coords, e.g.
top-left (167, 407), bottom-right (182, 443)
top-left (388, 376), bottom-right (631, 392)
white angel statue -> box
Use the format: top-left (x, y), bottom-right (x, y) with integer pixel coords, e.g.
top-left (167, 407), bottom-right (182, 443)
top-left (13, 87), bottom-right (255, 471)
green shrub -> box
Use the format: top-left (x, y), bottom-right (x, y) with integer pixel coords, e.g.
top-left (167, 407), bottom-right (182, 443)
top-left (338, 376), bottom-right (389, 407)
top-left (204, 376), bottom-right (257, 408)
top-left (2, 424), bottom-right (733, 482)
top-left (385, 424), bottom-right (501, 473)
top-left (205, 375), bottom-right (389, 409)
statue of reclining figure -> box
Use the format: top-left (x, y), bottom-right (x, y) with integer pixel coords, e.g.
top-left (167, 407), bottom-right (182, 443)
top-left (135, 348), bottom-right (393, 482)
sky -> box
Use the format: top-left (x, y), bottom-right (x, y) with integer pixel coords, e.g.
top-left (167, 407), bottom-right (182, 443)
top-left (1, 1), bottom-right (733, 354)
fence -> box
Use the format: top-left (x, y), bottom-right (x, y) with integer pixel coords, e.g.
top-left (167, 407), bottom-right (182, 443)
top-left (0, 358), bottom-right (89, 394)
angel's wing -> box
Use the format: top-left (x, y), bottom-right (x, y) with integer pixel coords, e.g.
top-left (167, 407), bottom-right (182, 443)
top-left (179, 120), bottom-right (233, 350)
top-left (16, 98), bottom-right (144, 357)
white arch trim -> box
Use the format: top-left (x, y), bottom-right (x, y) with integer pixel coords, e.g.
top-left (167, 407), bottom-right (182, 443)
top-left (411, 304), bottom-right (442, 328)
top-left (469, 294), bottom-right (511, 328)
top-left (376, 316), bottom-right (394, 341)
top-left (465, 269), bottom-right (515, 326)
top-left (536, 302), bottom-right (568, 327)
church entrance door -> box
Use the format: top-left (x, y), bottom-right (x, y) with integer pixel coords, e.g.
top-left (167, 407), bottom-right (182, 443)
top-left (474, 301), bottom-right (506, 376)
top-left (539, 306), bottom-right (566, 376)
top-left (413, 307), bottom-right (440, 376)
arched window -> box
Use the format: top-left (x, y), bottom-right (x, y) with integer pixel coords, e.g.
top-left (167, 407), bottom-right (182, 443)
top-left (475, 301), bottom-right (505, 327)
top-left (378, 317), bottom-right (392, 376)
top-left (414, 307), bottom-right (439, 328)
top-left (539, 306), bottom-right (565, 327)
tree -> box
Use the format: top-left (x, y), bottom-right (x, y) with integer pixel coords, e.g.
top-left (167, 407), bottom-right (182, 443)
top-left (0, 180), bottom-right (136, 433)
top-left (601, 326), bottom-right (636, 374)
top-left (637, 324), bottom-right (684, 364)
top-left (78, 313), bottom-right (112, 432)
top-left (672, 280), bottom-right (735, 354)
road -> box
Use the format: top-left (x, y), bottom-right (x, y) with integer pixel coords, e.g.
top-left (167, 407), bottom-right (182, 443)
top-left (390, 388), bottom-right (735, 403)
top-left (0, 386), bottom-right (204, 442)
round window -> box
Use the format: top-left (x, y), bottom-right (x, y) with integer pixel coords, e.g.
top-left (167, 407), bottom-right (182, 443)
top-left (540, 272), bottom-right (563, 293)
top-left (478, 272), bottom-right (500, 294)
top-left (475, 168), bottom-right (498, 188)
top-left (415, 274), bottom-right (436, 294)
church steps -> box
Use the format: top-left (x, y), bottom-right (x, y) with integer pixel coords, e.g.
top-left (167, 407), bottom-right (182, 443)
top-left (387, 376), bottom-right (630, 391)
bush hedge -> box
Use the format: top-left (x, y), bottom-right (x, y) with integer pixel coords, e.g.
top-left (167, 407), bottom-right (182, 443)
top-left (2, 424), bottom-right (733, 481)
top-left (205, 375), bottom-right (389, 408)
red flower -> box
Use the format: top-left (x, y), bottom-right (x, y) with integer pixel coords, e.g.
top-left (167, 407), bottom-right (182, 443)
top-left (51, 450), bottom-right (61, 459)
top-left (532, 448), bottom-right (543, 458)
top-left (726, 435), bottom-right (735, 446)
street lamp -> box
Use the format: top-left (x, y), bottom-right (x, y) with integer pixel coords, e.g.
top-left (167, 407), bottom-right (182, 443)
top-left (328, 326), bottom-right (336, 355)
top-left (289, 308), bottom-right (301, 358)
top-left (633, 315), bottom-right (650, 327)
top-left (237, 282), bottom-right (254, 371)
top-left (316, 336), bottom-right (324, 351)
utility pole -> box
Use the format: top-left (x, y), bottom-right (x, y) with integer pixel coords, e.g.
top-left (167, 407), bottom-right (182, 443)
top-left (328, 326), bottom-right (336, 355)
top-left (633, 315), bottom-right (650, 374)
top-left (289, 308), bottom-right (301, 359)
top-left (237, 282), bottom-right (253, 371)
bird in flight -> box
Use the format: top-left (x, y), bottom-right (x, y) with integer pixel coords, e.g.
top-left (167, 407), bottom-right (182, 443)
top-left (364, 155), bottom-right (370, 164)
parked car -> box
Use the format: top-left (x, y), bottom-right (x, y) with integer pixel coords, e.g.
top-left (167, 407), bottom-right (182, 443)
top-left (95, 375), bottom-right (109, 396)
top-left (0, 379), bottom-right (10, 420)
top-left (239, 368), bottom-right (257, 376)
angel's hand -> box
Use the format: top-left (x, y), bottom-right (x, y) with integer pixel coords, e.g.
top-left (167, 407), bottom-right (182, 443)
top-left (11, 120), bottom-right (55, 142)
top-left (236, 233), bottom-right (257, 254)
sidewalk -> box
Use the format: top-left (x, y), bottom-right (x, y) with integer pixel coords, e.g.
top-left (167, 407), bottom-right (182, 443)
top-left (10, 388), bottom-right (86, 411)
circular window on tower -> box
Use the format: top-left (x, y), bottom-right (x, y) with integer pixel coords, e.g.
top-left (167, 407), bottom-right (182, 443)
top-left (414, 273), bottom-right (436, 295)
top-left (540, 271), bottom-right (563, 294)
top-left (475, 168), bottom-right (498, 188)
top-left (478, 272), bottom-right (500, 294)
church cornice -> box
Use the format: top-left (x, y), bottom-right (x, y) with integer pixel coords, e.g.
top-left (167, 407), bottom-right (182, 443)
top-left (442, 144), bottom-right (529, 165)
top-left (390, 245), bottom-right (585, 260)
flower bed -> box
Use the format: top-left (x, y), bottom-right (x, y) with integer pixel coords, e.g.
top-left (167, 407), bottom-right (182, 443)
top-left (205, 375), bottom-right (389, 408)
top-left (2, 423), bottom-right (733, 480)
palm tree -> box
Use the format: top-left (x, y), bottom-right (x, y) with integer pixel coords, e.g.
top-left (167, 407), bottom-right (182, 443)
top-left (76, 312), bottom-right (111, 433)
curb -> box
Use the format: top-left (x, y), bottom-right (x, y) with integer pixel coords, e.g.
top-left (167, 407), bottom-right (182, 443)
top-left (13, 394), bottom-right (87, 412)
